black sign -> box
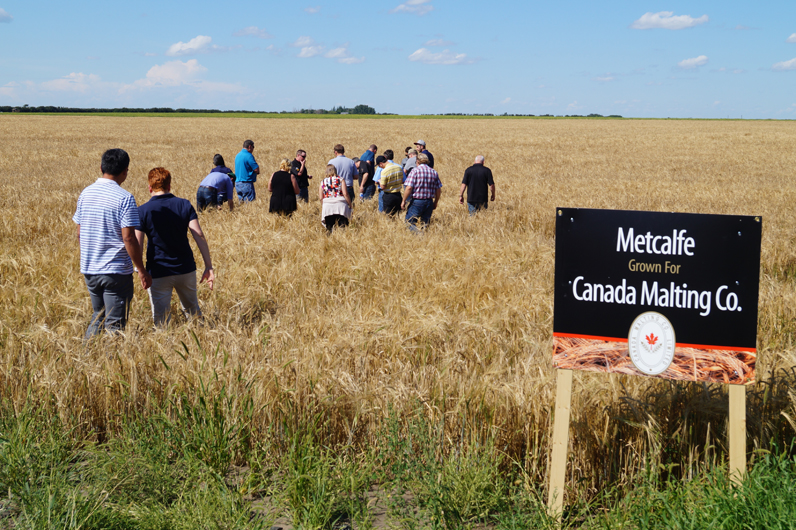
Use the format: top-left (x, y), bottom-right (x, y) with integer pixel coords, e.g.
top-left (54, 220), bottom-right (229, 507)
top-left (553, 208), bottom-right (761, 350)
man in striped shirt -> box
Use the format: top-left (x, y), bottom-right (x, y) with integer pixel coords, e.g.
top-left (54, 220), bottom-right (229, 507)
top-left (401, 153), bottom-right (442, 231)
top-left (73, 148), bottom-right (151, 338)
top-left (377, 155), bottom-right (404, 216)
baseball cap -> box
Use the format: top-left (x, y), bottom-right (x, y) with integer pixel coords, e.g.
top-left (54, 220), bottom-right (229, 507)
top-left (376, 155), bottom-right (387, 165)
top-left (414, 139), bottom-right (426, 146)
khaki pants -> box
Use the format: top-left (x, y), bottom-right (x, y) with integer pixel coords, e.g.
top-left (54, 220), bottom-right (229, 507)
top-left (148, 271), bottom-right (202, 326)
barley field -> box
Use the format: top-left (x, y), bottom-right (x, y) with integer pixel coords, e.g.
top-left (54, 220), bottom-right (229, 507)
top-left (1, 115), bottom-right (795, 528)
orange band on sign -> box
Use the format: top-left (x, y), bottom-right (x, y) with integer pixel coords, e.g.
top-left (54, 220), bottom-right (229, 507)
top-left (552, 332), bottom-right (756, 353)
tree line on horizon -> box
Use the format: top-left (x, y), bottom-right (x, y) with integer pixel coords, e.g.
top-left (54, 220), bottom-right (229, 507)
top-left (0, 104), bottom-right (621, 118)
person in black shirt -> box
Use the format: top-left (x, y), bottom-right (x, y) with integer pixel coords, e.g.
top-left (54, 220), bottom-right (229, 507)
top-left (290, 149), bottom-right (312, 202)
top-left (459, 155), bottom-right (495, 214)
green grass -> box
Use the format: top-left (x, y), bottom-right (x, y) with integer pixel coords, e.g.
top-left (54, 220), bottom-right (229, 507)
top-left (1, 391), bottom-right (795, 529)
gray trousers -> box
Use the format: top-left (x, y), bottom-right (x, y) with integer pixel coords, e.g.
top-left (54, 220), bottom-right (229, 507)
top-left (148, 271), bottom-right (202, 326)
top-left (84, 273), bottom-right (134, 339)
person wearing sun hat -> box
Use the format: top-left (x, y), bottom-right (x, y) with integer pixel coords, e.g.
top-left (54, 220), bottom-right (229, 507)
top-left (413, 139), bottom-right (434, 169)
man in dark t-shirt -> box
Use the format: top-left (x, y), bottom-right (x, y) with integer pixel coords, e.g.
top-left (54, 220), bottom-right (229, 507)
top-left (291, 149), bottom-right (312, 202)
top-left (136, 167), bottom-right (215, 326)
top-left (459, 155), bottom-right (495, 214)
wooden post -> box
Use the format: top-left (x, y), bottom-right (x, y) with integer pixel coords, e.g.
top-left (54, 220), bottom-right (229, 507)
top-left (548, 369), bottom-right (573, 517)
top-left (728, 384), bottom-right (746, 486)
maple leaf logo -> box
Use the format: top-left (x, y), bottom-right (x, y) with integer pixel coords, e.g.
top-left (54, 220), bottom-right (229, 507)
top-left (645, 333), bottom-right (658, 346)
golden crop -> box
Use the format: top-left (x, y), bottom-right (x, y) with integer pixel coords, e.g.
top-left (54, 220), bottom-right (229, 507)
top-left (1, 115), bottom-right (794, 494)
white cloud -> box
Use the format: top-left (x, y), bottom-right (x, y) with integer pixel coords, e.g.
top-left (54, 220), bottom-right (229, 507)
top-left (141, 59), bottom-right (207, 86)
top-left (40, 73), bottom-right (105, 93)
top-left (290, 36), bottom-right (317, 47)
top-left (0, 8), bottom-right (12, 22)
top-left (408, 48), bottom-right (473, 65)
top-left (631, 11), bottom-right (708, 30)
top-left (425, 38), bottom-right (454, 46)
top-left (304, 6), bottom-right (320, 13)
top-left (500, 97), bottom-right (511, 104)
top-left (234, 26), bottom-right (273, 39)
top-left (594, 76), bottom-right (614, 82)
top-left (121, 60), bottom-right (244, 93)
top-left (678, 55), bottom-right (708, 69)
top-left (787, 33), bottom-right (796, 43)
top-left (391, 0), bottom-right (433, 16)
top-left (166, 35), bottom-right (213, 56)
top-left (298, 45), bottom-right (324, 57)
top-left (324, 44), bottom-right (365, 64)
top-left (772, 58), bottom-right (796, 71)
top-left (291, 37), bottom-right (364, 63)
top-left (144, 52), bottom-right (157, 57)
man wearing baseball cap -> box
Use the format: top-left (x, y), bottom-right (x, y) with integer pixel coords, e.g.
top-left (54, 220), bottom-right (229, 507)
top-left (413, 139), bottom-right (435, 169)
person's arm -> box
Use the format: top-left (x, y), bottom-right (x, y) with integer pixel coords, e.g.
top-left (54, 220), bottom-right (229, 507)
top-left (135, 229), bottom-right (145, 249)
top-left (76, 224), bottom-right (80, 242)
top-left (433, 187), bottom-right (441, 209)
top-left (319, 182), bottom-right (325, 203)
top-left (341, 182), bottom-right (352, 208)
top-left (459, 183), bottom-right (467, 204)
top-left (360, 170), bottom-right (370, 190)
top-left (225, 179), bottom-right (235, 211)
top-left (490, 184), bottom-right (496, 201)
top-left (268, 172), bottom-right (275, 192)
top-left (291, 174), bottom-right (300, 194)
top-left (401, 186), bottom-right (413, 210)
top-left (122, 226), bottom-right (152, 289)
top-left (188, 219), bottom-right (214, 290)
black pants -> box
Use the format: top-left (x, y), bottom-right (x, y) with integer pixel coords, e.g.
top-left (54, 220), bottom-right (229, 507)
top-left (324, 214), bottom-right (349, 233)
top-left (382, 192), bottom-right (402, 216)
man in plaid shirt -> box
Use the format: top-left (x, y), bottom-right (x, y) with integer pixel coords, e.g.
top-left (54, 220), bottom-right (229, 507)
top-left (401, 153), bottom-right (442, 230)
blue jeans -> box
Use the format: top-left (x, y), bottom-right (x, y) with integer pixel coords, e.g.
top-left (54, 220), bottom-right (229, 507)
top-left (468, 202), bottom-right (488, 215)
top-left (84, 273), bottom-right (134, 338)
top-left (378, 189), bottom-right (384, 212)
top-left (236, 181), bottom-right (256, 202)
top-left (361, 183), bottom-right (376, 200)
top-left (297, 187), bottom-right (309, 203)
top-left (405, 198), bottom-right (435, 231)
top-left (196, 186), bottom-right (218, 211)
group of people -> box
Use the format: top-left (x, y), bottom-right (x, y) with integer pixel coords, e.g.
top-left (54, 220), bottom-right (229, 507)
top-left (73, 141), bottom-right (497, 337)
top-left (201, 139), bottom-right (495, 233)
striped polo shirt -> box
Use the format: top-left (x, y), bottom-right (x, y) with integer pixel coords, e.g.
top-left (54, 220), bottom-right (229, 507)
top-left (73, 178), bottom-right (140, 275)
top-left (380, 162), bottom-right (404, 193)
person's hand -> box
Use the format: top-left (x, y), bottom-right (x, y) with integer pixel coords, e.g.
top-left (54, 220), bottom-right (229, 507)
top-left (201, 268), bottom-right (215, 291)
top-left (138, 269), bottom-right (152, 290)
top-left (401, 200), bottom-right (406, 210)
top-left (491, 195), bottom-right (495, 202)
top-left (459, 195), bottom-right (464, 204)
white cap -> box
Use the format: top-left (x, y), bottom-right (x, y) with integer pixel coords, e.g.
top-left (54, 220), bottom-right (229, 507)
top-left (415, 139), bottom-right (426, 146)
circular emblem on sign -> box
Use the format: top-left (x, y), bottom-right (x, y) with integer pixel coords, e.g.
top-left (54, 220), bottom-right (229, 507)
top-left (628, 311), bottom-right (676, 375)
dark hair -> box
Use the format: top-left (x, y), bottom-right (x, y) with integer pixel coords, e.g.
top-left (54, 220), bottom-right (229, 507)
top-left (334, 144), bottom-right (345, 154)
top-left (405, 146), bottom-right (411, 154)
top-left (213, 154), bottom-right (225, 167)
top-left (383, 149), bottom-right (394, 161)
top-left (369, 144), bottom-right (377, 151)
top-left (243, 139), bottom-right (254, 149)
top-left (296, 149), bottom-right (306, 157)
top-left (376, 155), bottom-right (387, 165)
top-left (101, 148), bottom-right (130, 177)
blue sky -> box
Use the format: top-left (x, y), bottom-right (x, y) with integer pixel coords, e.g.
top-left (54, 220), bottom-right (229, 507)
top-left (1, 0), bottom-right (795, 118)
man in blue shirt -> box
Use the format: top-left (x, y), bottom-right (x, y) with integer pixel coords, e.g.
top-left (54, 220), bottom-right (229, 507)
top-left (136, 167), bottom-right (214, 326)
top-left (73, 148), bottom-right (151, 338)
top-left (234, 139), bottom-right (260, 202)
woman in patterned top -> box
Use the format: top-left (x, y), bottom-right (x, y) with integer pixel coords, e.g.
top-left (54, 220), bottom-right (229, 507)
top-left (319, 164), bottom-right (352, 233)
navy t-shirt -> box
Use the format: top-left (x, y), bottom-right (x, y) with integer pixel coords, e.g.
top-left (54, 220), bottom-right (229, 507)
top-left (138, 194), bottom-right (198, 279)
